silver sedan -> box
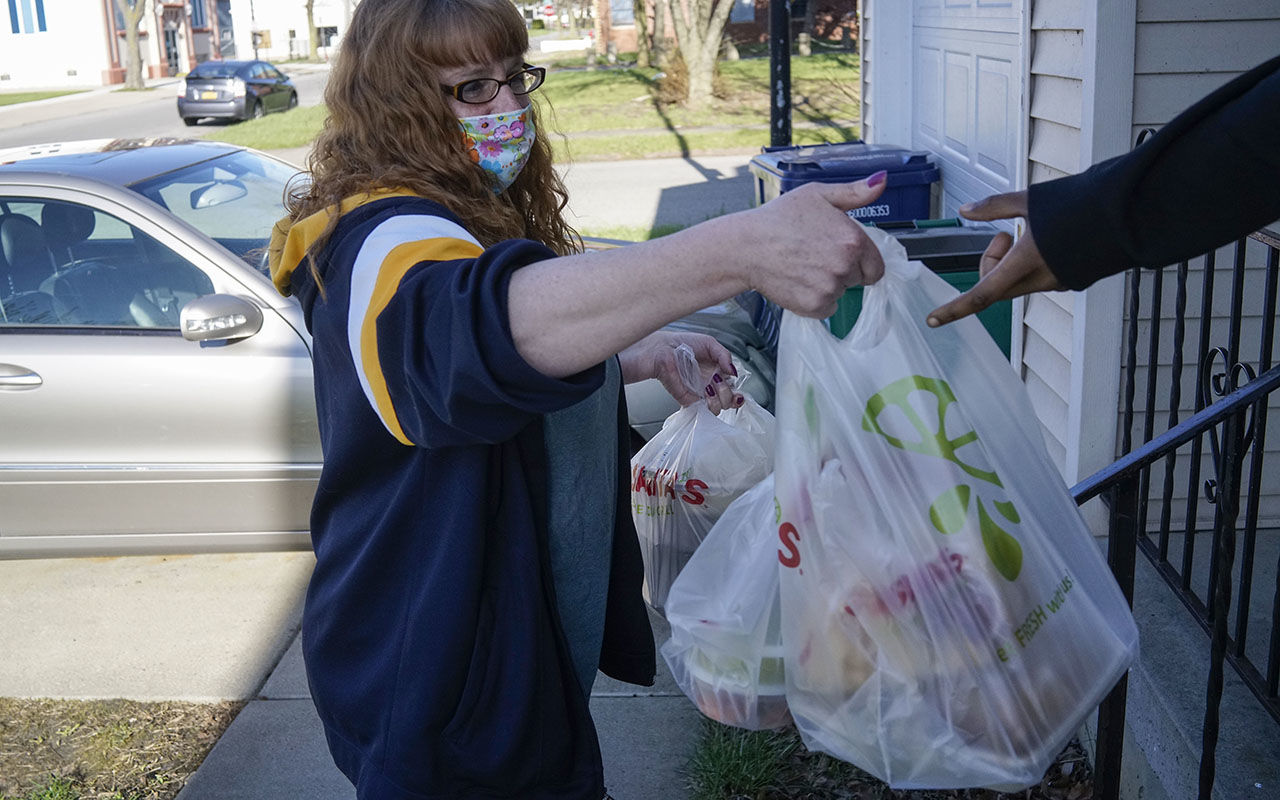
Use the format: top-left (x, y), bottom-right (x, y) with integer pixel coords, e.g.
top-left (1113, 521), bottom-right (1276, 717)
top-left (0, 139), bottom-right (318, 558)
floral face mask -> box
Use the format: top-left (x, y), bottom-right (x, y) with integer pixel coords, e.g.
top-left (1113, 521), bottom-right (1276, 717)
top-left (459, 106), bottom-right (535, 194)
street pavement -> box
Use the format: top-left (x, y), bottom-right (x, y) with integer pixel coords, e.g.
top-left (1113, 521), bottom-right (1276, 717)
top-left (0, 79), bottom-right (760, 800)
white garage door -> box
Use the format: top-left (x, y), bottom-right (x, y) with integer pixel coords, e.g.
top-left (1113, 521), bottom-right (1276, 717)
top-left (911, 0), bottom-right (1025, 216)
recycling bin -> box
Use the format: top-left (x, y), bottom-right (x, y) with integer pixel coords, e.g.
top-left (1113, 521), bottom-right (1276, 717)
top-left (749, 141), bottom-right (941, 224)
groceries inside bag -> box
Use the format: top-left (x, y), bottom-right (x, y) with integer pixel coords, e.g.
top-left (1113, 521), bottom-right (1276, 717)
top-left (662, 474), bottom-right (790, 731)
top-left (773, 226), bottom-right (1139, 791)
top-left (631, 346), bottom-right (775, 614)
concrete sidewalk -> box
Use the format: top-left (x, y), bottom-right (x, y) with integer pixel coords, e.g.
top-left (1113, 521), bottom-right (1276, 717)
top-left (175, 602), bottom-right (702, 800)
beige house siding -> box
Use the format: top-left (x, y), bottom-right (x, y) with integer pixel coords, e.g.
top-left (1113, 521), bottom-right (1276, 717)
top-left (1019, 0), bottom-right (1089, 474)
top-left (1131, 2), bottom-right (1280, 143)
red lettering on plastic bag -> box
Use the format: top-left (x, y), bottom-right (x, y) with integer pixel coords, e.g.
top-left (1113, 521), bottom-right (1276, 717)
top-left (778, 521), bottom-right (801, 568)
top-left (680, 479), bottom-right (707, 505)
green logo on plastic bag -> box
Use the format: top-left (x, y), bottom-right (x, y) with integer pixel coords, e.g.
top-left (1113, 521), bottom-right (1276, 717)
top-left (863, 375), bottom-right (1024, 581)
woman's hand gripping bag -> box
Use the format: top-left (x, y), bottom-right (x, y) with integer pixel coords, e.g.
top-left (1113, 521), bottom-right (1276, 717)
top-left (632, 345), bottom-right (775, 614)
top-left (772, 226), bottom-right (1139, 791)
top-left (662, 474), bottom-right (790, 731)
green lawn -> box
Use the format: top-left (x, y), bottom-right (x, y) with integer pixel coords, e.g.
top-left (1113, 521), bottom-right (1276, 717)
top-left (198, 103), bottom-right (328, 151)
top-left (0, 89), bottom-right (87, 107)
top-left (203, 51), bottom-right (861, 161)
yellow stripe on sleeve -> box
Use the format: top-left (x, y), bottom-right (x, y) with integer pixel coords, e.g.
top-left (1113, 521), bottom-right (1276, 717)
top-left (359, 237), bottom-right (485, 446)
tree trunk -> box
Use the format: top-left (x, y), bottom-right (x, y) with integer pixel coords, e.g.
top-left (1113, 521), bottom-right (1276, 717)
top-left (115, 0), bottom-right (147, 90)
top-left (307, 0), bottom-right (320, 61)
top-left (633, 0), bottom-right (650, 68)
top-left (652, 0), bottom-right (668, 65)
top-left (686, 35), bottom-right (720, 107)
top-left (666, 0), bottom-right (735, 108)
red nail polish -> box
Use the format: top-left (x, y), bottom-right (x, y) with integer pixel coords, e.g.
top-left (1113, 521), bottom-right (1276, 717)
top-left (867, 170), bottom-right (888, 188)
top-left (705, 385), bottom-right (715, 397)
top-left (735, 395), bottom-right (745, 407)
top-left (712, 373), bottom-right (722, 384)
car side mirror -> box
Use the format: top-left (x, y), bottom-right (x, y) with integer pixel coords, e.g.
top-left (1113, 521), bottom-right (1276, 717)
top-left (190, 179), bottom-right (248, 209)
top-left (180, 294), bottom-right (264, 342)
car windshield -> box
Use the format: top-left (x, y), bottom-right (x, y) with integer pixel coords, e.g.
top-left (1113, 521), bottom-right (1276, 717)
top-left (128, 150), bottom-right (303, 274)
top-left (189, 63), bottom-right (242, 79)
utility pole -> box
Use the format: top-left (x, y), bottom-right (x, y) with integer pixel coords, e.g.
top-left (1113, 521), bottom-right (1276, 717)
top-left (769, 0), bottom-right (792, 148)
top-left (249, 0), bottom-right (258, 59)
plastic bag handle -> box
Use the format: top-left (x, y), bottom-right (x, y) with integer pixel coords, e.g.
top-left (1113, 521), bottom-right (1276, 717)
top-left (787, 228), bottom-right (921, 349)
top-left (674, 343), bottom-right (704, 396)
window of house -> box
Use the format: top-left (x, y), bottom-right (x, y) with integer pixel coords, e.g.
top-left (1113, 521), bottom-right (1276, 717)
top-left (609, 0), bottom-right (634, 26)
top-left (729, 0), bottom-right (754, 24)
top-left (8, 0), bottom-right (47, 33)
top-left (190, 0), bottom-right (208, 28)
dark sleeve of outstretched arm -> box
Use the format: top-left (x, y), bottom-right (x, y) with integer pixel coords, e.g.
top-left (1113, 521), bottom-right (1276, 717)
top-left (1028, 53), bottom-right (1280, 291)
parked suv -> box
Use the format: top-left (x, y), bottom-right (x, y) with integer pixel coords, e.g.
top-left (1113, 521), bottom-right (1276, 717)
top-left (177, 60), bottom-right (298, 125)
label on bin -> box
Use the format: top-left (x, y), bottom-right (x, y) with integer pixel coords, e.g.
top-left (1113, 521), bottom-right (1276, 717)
top-left (847, 204), bottom-right (891, 220)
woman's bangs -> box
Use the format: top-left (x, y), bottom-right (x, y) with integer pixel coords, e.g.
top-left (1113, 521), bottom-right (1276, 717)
top-left (428, 3), bottom-right (527, 68)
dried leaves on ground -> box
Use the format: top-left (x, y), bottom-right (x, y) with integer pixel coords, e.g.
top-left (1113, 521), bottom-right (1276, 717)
top-left (0, 698), bottom-right (243, 800)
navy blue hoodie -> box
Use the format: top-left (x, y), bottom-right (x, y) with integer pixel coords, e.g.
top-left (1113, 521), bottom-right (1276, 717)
top-left (269, 193), bottom-right (655, 799)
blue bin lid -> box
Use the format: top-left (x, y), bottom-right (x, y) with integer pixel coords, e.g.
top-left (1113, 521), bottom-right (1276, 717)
top-left (750, 142), bottom-right (939, 184)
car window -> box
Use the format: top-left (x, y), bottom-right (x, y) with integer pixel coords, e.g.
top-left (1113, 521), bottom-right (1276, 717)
top-left (129, 149), bottom-right (301, 274)
top-left (0, 197), bottom-right (213, 329)
top-left (267, 66), bottom-right (286, 80)
top-left (249, 64), bottom-right (267, 79)
top-left (190, 63), bottom-right (240, 79)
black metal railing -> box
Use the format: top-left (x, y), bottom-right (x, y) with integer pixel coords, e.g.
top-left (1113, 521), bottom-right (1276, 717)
top-left (1071, 228), bottom-right (1280, 800)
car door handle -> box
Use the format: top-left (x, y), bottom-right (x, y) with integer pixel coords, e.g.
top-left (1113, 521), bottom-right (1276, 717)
top-left (0, 363), bottom-right (43, 390)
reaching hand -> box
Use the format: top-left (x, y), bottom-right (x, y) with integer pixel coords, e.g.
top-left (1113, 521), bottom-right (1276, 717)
top-left (926, 191), bottom-right (1064, 327)
top-left (618, 331), bottom-right (743, 412)
top-left (745, 174), bottom-right (889, 319)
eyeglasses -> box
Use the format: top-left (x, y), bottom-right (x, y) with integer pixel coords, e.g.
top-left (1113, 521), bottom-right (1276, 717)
top-left (442, 64), bottom-right (546, 105)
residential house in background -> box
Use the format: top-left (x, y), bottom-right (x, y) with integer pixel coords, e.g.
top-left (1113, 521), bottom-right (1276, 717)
top-left (0, 0), bottom-right (353, 89)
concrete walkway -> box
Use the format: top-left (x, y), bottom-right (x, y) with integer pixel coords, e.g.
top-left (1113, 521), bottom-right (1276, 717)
top-left (174, 602), bottom-right (701, 800)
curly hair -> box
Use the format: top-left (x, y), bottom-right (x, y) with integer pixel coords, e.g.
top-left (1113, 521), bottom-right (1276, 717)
top-left (284, 0), bottom-right (581, 282)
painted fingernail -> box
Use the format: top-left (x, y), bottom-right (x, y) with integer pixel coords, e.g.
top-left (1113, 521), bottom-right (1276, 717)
top-left (706, 385), bottom-right (715, 397)
top-left (730, 364), bottom-right (738, 376)
top-left (867, 170), bottom-right (887, 188)
top-left (712, 373), bottom-right (722, 384)
top-left (735, 395), bottom-right (745, 407)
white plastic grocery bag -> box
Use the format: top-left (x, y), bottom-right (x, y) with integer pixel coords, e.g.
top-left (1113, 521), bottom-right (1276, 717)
top-left (773, 226), bottom-right (1139, 791)
top-left (631, 346), bottom-right (775, 614)
top-left (662, 474), bottom-right (790, 731)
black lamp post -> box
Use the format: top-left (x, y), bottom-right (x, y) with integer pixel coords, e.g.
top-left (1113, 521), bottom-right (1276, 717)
top-left (769, 0), bottom-right (792, 148)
